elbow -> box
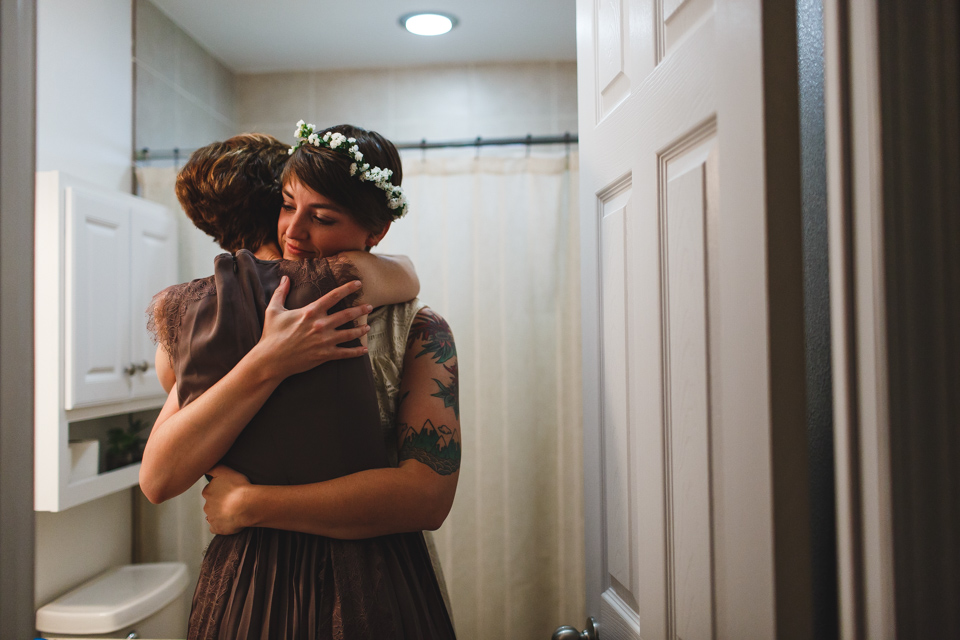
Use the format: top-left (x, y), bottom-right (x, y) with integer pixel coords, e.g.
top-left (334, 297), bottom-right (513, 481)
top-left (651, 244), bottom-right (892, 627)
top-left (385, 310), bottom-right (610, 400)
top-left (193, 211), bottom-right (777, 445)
top-left (421, 489), bottom-right (454, 531)
top-left (139, 466), bottom-right (172, 504)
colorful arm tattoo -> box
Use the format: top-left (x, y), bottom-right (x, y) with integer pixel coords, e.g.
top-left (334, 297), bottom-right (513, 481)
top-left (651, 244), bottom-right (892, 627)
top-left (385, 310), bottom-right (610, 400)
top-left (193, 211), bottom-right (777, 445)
top-left (408, 310), bottom-right (457, 363)
top-left (398, 419), bottom-right (462, 475)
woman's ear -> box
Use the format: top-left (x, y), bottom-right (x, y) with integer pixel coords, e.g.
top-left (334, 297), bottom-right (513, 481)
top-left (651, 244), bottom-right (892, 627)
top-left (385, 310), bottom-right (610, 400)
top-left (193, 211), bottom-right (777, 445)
top-left (366, 221), bottom-right (391, 248)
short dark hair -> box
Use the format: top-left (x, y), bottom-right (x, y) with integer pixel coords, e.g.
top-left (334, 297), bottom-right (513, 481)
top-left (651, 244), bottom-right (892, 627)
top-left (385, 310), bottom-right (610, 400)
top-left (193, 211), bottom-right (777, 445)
top-left (175, 133), bottom-right (290, 252)
top-left (281, 124), bottom-right (403, 233)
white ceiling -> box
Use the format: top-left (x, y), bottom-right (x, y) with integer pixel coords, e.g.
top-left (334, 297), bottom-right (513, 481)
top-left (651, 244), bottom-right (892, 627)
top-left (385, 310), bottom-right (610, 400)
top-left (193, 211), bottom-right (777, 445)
top-left (150, 0), bottom-right (577, 74)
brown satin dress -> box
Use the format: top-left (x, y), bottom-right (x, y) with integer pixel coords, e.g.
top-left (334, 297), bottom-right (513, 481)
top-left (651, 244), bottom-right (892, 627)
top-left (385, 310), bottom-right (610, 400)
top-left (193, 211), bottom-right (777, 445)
top-left (150, 249), bottom-right (456, 640)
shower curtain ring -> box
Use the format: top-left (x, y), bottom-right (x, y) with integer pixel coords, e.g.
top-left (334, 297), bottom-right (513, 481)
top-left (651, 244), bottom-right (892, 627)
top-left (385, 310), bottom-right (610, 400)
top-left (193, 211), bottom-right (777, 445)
top-left (474, 136), bottom-right (482, 160)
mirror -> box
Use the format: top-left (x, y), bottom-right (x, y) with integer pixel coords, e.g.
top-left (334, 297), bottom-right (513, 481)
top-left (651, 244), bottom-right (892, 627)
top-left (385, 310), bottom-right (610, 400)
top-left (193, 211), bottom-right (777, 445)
top-left (33, 1), bottom-right (582, 638)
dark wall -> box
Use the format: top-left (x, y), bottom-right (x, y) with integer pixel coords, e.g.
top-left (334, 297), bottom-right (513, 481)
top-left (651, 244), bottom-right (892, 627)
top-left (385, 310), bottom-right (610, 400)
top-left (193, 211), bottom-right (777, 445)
top-left (796, 0), bottom-right (838, 638)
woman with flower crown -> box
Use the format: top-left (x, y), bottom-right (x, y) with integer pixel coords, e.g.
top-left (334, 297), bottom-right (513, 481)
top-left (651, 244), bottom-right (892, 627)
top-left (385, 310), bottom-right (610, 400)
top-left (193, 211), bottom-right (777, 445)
top-left (142, 124), bottom-right (459, 639)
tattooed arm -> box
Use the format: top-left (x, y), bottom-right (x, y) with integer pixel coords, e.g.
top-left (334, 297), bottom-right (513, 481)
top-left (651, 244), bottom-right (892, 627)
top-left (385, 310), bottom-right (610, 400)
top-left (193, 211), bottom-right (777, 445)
top-left (201, 307), bottom-right (461, 538)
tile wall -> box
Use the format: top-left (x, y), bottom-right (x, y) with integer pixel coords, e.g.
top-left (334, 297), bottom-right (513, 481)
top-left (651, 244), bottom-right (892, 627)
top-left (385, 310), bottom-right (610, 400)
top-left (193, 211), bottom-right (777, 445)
top-left (237, 62), bottom-right (577, 147)
top-left (134, 0), bottom-right (238, 156)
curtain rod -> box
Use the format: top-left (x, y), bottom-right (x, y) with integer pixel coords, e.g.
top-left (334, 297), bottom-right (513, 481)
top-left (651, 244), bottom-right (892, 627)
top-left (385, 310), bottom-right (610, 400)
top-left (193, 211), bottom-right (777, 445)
top-left (134, 133), bottom-right (578, 162)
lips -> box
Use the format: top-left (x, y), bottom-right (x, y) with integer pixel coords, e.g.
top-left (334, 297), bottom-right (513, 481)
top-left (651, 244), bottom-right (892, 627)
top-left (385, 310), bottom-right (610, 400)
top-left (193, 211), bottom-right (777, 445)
top-left (283, 242), bottom-right (315, 258)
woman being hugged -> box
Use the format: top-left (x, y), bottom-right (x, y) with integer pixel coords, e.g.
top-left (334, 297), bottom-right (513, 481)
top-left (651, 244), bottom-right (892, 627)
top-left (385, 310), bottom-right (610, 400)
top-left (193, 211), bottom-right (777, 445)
top-left (142, 126), bottom-right (459, 639)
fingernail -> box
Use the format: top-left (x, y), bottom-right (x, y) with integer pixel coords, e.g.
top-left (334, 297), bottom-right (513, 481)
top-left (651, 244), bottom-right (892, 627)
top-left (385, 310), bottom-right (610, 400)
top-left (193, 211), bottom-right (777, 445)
top-left (353, 280), bottom-right (362, 288)
top-left (364, 304), bottom-right (373, 312)
top-left (362, 347), bottom-right (368, 354)
top-left (281, 275), bottom-right (288, 284)
top-left (363, 325), bottom-right (370, 332)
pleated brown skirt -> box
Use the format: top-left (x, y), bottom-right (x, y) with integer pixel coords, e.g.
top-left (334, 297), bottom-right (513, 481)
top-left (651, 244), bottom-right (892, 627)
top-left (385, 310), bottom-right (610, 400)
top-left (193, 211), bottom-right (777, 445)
top-left (188, 527), bottom-right (456, 640)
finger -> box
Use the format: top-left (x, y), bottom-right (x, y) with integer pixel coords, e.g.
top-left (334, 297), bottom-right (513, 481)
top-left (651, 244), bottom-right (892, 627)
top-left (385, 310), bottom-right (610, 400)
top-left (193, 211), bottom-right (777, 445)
top-left (328, 325), bottom-right (370, 343)
top-left (267, 276), bottom-right (291, 312)
top-left (306, 280), bottom-right (363, 315)
top-left (325, 345), bottom-right (369, 361)
top-left (324, 304), bottom-right (373, 329)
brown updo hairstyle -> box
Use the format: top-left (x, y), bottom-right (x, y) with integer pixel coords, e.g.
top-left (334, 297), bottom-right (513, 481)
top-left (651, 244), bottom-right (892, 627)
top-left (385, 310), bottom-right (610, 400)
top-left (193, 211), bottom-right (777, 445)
top-left (281, 124), bottom-right (403, 234)
top-left (175, 133), bottom-right (290, 252)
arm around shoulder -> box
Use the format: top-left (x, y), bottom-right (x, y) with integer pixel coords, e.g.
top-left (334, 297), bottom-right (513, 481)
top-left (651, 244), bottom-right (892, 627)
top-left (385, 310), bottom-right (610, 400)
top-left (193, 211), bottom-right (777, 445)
top-left (338, 251), bottom-right (418, 308)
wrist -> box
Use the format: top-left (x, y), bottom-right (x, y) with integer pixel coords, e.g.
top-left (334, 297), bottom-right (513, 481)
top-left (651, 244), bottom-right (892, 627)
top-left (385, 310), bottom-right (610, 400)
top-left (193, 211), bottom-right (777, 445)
top-left (246, 342), bottom-right (286, 386)
top-left (235, 483), bottom-right (261, 529)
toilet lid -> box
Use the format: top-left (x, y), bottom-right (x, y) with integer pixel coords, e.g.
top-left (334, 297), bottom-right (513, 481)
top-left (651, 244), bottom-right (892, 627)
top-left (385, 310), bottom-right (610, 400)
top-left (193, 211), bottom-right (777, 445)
top-left (36, 562), bottom-right (189, 634)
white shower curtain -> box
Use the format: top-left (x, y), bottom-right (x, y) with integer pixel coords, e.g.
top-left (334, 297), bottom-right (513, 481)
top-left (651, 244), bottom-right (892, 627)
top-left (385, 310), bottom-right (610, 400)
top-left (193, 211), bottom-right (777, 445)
top-left (381, 153), bottom-right (585, 640)
top-left (135, 154), bottom-right (586, 639)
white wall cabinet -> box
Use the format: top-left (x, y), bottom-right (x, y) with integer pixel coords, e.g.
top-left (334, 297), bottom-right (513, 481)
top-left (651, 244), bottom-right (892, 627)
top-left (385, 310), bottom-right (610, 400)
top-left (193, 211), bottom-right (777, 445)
top-left (36, 171), bottom-right (178, 511)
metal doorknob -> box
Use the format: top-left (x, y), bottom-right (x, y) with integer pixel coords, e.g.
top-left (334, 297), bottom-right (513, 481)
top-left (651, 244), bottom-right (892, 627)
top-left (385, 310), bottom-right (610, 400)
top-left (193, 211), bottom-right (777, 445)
top-left (124, 363), bottom-right (137, 376)
top-left (552, 617), bottom-right (599, 640)
top-left (136, 360), bottom-right (149, 372)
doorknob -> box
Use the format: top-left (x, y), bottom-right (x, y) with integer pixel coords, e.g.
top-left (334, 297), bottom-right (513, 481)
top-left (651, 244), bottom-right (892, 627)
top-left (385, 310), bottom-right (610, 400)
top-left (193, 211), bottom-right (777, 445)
top-left (552, 617), bottom-right (599, 640)
top-left (136, 360), bottom-right (149, 372)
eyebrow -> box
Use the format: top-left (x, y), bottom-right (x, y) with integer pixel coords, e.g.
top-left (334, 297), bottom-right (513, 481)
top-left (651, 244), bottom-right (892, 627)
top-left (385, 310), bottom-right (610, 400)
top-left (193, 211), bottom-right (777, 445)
top-left (282, 189), bottom-right (345, 214)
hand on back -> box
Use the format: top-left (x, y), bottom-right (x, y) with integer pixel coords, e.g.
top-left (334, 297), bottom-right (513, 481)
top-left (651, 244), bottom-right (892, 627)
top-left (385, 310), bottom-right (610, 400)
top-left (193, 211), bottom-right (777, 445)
top-left (255, 275), bottom-right (372, 379)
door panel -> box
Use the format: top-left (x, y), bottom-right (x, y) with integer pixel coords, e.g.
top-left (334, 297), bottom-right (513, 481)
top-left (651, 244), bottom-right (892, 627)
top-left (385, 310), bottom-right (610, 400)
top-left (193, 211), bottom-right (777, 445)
top-left (663, 136), bottom-right (717, 640)
top-left (65, 185), bottom-right (131, 408)
top-left (129, 200), bottom-right (177, 399)
top-left (599, 186), bottom-right (639, 617)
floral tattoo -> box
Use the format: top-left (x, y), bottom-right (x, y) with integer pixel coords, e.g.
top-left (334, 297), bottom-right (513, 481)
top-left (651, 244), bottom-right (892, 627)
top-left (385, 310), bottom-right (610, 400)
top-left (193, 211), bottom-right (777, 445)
top-left (408, 310), bottom-right (460, 418)
top-left (398, 419), bottom-right (461, 475)
top-left (408, 310), bottom-right (457, 363)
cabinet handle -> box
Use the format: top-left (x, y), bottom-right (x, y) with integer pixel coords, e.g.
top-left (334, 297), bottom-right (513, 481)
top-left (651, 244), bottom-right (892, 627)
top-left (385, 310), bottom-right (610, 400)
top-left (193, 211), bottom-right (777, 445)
top-left (137, 360), bottom-right (149, 372)
top-left (124, 363), bottom-right (137, 376)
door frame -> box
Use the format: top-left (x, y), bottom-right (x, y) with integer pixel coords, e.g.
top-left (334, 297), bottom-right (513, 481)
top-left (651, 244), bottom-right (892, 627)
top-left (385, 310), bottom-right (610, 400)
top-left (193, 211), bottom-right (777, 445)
top-left (826, 0), bottom-right (960, 637)
top-left (0, 0), bottom-right (37, 636)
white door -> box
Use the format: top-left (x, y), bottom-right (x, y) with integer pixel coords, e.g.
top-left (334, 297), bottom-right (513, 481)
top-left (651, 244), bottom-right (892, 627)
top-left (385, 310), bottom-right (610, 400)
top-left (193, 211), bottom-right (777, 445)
top-left (64, 185), bottom-right (132, 408)
top-left (577, 1), bottom-right (810, 638)
top-left (129, 200), bottom-right (177, 399)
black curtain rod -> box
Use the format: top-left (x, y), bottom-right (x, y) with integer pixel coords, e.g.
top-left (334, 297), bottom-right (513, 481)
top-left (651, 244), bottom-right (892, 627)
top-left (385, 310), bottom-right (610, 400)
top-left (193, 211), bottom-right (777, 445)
top-left (134, 133), bottom-right (578, 162)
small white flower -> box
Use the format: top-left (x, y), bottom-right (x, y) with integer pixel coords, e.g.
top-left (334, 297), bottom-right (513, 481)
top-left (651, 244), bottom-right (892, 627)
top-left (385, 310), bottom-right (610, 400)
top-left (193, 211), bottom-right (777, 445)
top-left (296, 119), bottom-right (305, 127)
top-left (288, 147), bottom-right (294, 155)
top-left (348, 137), bottom-right (356, 143)
top-left (349, 163), bottom-right (357, 175)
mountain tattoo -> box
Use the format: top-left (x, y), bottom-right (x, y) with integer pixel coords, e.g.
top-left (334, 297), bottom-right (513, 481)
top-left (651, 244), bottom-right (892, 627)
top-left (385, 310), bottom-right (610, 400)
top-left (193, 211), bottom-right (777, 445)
top-left (398, 419), bottom-right (461, 475)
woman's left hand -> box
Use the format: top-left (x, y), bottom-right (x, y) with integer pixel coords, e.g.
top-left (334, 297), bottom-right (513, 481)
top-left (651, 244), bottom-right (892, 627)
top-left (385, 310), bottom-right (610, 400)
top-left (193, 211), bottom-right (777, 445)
top-left (202, 465), bottom-right (252, 535)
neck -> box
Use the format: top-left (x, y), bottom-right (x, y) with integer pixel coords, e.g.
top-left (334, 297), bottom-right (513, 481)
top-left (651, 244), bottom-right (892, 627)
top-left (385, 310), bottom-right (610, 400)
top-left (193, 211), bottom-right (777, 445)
top-left (252, 242), bottom-right (283, 261)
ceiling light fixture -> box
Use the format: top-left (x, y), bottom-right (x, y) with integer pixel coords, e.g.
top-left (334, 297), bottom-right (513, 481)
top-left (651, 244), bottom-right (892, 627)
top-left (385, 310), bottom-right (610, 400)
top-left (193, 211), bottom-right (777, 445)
top-left (400, 12), bottom-right (458, 36)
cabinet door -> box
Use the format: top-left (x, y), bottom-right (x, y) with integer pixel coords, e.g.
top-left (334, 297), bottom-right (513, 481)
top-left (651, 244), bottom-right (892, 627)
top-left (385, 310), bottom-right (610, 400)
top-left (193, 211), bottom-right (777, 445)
top-left (129, 200), bottom-right (178, 399)
top-left (64, 185), bottom-right (132, 408)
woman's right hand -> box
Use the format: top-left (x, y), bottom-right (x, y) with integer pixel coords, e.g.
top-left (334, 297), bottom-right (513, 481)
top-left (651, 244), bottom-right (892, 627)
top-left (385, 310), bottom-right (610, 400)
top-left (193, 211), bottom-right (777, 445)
top-left (253, 276), bottom-right (373, 380)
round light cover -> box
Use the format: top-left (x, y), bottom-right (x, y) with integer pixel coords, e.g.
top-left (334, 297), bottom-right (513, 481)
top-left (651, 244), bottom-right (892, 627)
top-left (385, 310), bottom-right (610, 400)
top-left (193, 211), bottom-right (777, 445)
top-left (401, 13), bottom-right (457, 36)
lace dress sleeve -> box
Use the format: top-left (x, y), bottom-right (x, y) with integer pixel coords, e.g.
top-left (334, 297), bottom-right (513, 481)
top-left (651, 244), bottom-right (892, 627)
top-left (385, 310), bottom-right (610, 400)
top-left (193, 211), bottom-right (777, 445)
top-left (145, 276), bottom-right (216, 359)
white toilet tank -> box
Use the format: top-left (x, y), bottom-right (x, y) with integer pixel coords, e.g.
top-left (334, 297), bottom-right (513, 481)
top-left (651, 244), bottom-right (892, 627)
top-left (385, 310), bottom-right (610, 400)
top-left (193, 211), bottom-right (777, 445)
top-left (36, 562), bottom-right (189, 639)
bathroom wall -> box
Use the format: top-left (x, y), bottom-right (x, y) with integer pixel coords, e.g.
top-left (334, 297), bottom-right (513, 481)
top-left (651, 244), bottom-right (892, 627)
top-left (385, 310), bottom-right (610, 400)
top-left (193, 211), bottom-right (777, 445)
top-left (33, 0), bottom-right (239, 609)
top-left (134, 0), bottom-right (240, 281)
top-left (237, 61), bottom-right (577, 148)
top-left (34, 0), bottom-right (135, 608)
top-left (35, 0), bottom-right (133, 193)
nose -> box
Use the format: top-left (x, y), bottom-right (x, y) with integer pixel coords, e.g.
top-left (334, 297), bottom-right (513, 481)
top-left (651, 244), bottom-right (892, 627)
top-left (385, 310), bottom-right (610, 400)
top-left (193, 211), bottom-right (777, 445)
top-left (285, 206), bottom-right (311, 239)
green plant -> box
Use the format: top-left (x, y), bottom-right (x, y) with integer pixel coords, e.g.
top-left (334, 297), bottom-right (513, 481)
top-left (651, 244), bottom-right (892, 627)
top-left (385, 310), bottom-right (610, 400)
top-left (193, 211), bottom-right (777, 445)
top-left (104, 415), bottom-right (148, 471)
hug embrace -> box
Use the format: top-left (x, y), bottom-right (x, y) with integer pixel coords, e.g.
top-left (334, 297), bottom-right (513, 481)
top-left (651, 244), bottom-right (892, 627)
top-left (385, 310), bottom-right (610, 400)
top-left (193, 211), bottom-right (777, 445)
top-left (140, 123), bottom-right (461, 639)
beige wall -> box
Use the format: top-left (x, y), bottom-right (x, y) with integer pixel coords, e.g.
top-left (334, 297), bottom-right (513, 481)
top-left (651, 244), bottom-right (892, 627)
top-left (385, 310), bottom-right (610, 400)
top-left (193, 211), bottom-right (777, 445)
top-left (237, 61), bottom-right (577, 146)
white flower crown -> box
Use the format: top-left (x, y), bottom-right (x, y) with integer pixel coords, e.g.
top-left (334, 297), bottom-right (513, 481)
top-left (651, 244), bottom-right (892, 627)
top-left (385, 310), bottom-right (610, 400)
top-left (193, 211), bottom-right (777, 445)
top-left (289, 120), bottom-right (408, 219)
